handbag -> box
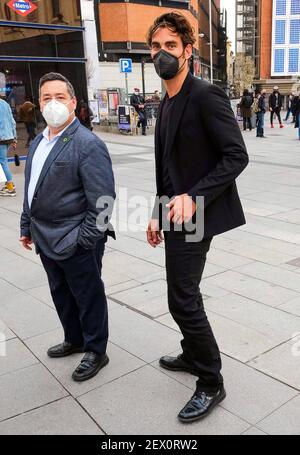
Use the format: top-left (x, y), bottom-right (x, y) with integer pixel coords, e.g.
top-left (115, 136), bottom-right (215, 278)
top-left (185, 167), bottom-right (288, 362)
top-left (0, 163), bottom-right (6, 183)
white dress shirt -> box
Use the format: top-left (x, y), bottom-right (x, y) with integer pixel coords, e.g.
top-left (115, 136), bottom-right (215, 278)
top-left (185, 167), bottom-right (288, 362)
top-left (28, 118), bottom-right (76, 208)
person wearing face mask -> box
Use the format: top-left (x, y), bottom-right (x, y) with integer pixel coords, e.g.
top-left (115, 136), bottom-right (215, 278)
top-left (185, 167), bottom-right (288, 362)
top-left (146, 13), bottom-right (248, 423)
top-left (130, 88), bottom-right (147, 135)
top-left (269, 86), bottom-right (284, 128)
top-left (20, 72), bottom-right (116, 383)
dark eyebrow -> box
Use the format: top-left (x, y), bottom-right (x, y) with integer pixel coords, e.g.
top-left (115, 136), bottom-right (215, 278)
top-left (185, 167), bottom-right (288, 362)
top-left (151, 40), bottom-right (178, 46)
top-left (42, 92), bottom-right (67, 97)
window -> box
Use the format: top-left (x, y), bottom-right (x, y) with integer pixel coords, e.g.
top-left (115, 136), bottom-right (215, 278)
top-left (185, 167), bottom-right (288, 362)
top-left (274, 48), bottom-right (285, 72)
top-left (291, 0), bottom-right (300, 15)
top-left (276, 0), bottom-right (287, 15)
top-left (275, 20), bottom-right (286, 43)
top-left (290, 19), bottom-right (300, 43)
top-left (289, 48), bottom-right (299, 71)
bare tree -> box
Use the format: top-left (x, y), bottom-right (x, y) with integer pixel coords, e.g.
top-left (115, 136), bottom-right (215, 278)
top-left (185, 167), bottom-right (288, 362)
top-left (233, 54), bottom-right (255, 97)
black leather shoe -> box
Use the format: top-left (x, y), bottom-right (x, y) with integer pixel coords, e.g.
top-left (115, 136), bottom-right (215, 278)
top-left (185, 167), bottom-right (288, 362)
top-left (72, 352), bottom-right (109, 382)
top-left (47, 341), bottom-right (83, 358)
top-left (159, 354), bottom-right (196, 375)
top-left (178, 386), bottom-right (226, 423)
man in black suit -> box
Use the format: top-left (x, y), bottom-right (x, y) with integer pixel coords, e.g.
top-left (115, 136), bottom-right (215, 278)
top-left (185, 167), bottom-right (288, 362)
top-left (130, 88), bottom-right (147, 135)
top-left (269, 86), bottom-right (284, 128)
top-left (146, 13), bottom-right (249, 423)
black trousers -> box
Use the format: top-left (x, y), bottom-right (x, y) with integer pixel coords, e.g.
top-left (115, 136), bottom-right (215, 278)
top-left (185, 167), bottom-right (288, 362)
top-left (25, 122), bottom-right (36, 145)
top-left (137, 111), bottom-right (147, 134)
top-left (270, 108), bottom-right (282, 125)
top-left (40, 239), bottom-right (108, 355)
top-left (243, 117), bottom-right (252, 131)
top-left (164, 230), bottom-right (223, 392)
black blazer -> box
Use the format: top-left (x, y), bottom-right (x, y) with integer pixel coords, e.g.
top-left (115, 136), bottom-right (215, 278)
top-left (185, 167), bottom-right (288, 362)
top-left (130, 94), bottom-right (145, 113)
top-left (153, 73), bottom-right (249, 238)
top-left (269, 92), bottom-right (283, 110)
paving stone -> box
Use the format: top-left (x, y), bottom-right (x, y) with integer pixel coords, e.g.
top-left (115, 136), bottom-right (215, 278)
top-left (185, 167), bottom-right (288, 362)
top-left (257, 394), bottom-right (300, 435)
top-left (109, 306), bottom-right (181, 362)
top-left (248, 336), bottom-right (300, 390)
top-left (205, 293), bottom-right (300, 345)
top-left (0, 397), bottom-right (103, 435)
top-left (0, 364), bottom-right (68, 421)
top-left (0, 338), bottom-right (38, 376)
top-left (152, 353), bottom-right (297, 425)
top-left (78, 365), bottom-right (249, 435)
top-left (204, 270), bottom-right (298, 307)
top-left (25, 328), bottom-right (146, 398)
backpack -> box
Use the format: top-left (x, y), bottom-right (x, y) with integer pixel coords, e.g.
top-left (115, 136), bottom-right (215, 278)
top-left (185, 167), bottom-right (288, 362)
top-left (243, 95), bottom-right (253, 108)
top-left (252, 98), bottom-right (260, 113)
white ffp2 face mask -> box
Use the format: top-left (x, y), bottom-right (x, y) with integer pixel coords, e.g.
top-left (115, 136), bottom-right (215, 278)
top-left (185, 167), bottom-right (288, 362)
top-left (42, 99), bottom-right (73, 128)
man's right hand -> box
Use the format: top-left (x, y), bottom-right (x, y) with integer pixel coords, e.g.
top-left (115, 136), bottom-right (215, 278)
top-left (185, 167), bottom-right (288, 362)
top-left (19, 236), bottom-right (33, 251)
top-left (147, 219), bottom-right (164, 248)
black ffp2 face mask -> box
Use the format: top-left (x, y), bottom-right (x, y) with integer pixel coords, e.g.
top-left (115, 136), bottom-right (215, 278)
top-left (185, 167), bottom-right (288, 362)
top-left (153, 49), bottom-right (186, 80)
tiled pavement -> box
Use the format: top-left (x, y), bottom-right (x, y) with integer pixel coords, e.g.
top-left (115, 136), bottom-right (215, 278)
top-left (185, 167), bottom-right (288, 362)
top-left (0, 119), bottom-right (299, 435)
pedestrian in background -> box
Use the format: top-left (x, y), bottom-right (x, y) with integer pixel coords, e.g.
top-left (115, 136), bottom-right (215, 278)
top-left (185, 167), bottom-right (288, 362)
top-left (269, 86), bottom-right (284, 128)
top-left (0, 97), bottom-right (17, 197)
top-left (285, 93), bottom-right (294, 122)
top-left (240, 89), bottom-right (253, 131)
top-left (294, 93), bottom-right (300, 140)
top-left (130, 88), bottom-right (147, 135)
top-left (256, 89), bottom-right (267, 138)
top-left (291, 93), bottom-right (299, 124)
top-left (78, 100), bottom-right (94, 131)
top-left (19, 97), bottom-right (37, 147)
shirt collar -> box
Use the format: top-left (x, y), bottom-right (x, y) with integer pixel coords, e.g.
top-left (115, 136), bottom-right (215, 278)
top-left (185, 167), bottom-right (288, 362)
top-left (42, 117), bottom-right (76, 142)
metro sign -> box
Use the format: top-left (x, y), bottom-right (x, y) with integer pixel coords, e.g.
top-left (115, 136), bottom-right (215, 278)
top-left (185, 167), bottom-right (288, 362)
top-left (7, 0), bottom-right (37, 17)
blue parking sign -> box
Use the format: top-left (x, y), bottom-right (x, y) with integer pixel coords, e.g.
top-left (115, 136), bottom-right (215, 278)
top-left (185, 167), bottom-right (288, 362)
top-left (119, 58), bottom-right (132, 73)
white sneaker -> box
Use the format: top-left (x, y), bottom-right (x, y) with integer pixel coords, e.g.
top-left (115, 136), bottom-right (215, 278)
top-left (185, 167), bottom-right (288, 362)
top-left (0, 186), bottom-right (16, 197)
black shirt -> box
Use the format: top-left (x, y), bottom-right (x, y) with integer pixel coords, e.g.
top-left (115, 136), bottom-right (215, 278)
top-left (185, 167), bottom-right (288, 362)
top-left (159, 94), bottom-right (177, 198)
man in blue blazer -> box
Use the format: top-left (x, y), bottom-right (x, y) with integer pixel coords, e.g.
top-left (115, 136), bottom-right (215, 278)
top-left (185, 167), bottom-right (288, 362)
top-left (20, 73), bottom-right (116, 382)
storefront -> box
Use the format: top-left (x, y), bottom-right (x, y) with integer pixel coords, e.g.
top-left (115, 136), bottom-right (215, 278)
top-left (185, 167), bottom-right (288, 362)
top-left (0, 0), bottom-right (88, 157)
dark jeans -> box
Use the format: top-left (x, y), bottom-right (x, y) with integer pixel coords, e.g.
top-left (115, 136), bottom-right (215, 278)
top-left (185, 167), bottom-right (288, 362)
top-left (164, 229), bottom-right (223, 392)
top-left (137, 111), bottom-right (147, 134)
top-left (25, 122), bottom-right (36, 145)
top-left (40, 238), bottom-right (108, 355)
top-left (256, 111), bottom-right (265, 137)
top-left (270, 108), bottom-right (282, 125)
top-left (243, 117), bottom-right (252, 131)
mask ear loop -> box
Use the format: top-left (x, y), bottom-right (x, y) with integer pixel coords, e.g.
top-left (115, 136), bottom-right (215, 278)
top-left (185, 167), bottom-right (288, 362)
top-left (177, 50), bottom-right (188, 73)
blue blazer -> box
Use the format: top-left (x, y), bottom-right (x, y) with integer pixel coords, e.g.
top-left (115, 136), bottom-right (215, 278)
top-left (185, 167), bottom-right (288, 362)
top-left (20, 118), bottom-right (116, 260)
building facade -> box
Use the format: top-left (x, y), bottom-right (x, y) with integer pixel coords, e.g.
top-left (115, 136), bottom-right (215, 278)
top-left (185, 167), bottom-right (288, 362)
top-left (96, 0), bottom-right (228, 92)
top-left (0, 0), bottom-right (89, 153)
top-left (236, 0), bottom-right (300, 95)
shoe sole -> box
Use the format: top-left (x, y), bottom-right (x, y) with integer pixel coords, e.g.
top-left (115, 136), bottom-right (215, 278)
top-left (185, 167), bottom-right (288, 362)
top-left (178, 390), bottom-right (227, 424)
top-left (72, 356), bottom-right (109, 382)
top-left (47, 347), bottom-right (84, 358)
top-left (159, 361), bottom-right (198, 376)
top-left (0, 193), bottom-right (16, 197)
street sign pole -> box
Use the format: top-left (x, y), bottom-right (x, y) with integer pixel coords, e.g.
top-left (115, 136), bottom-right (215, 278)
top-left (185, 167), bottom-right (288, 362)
top-left (125, 72), bottom-right (129, 104)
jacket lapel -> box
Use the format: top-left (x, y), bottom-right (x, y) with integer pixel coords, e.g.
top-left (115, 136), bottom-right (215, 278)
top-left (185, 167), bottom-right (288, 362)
top-left (154, 95), bottom-right (165, 163)
top-left (33, 118), bottom-right (80, 196)
top-left (164, 72), bottom-right (194, 161)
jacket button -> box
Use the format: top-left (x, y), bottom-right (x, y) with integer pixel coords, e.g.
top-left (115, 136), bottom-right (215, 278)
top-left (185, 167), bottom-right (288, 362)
top-left (31, 217), bottom-right (35, 222)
